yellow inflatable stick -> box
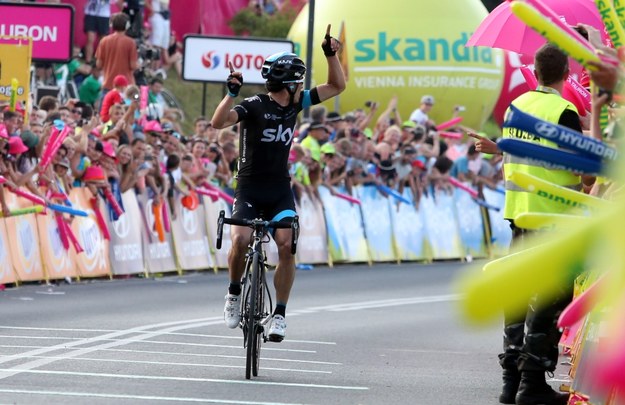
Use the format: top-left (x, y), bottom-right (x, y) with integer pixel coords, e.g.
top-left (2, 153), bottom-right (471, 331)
top-left (508, 171), bottom-right (607, 211)
top-left (457, 212), bottom-right (606, 323)
top-left (510, 1), bottom-right (602, 70)
top-left (513, 212), bottom-right (589, 230)
top-left (0, 205), bottom-right (44, 218)
top-left (614, 0), bottom-right (625, 31)
top-left (594, 0), bottom-right (625, 47)
top-left (9, 78), bottom-right (18, 112)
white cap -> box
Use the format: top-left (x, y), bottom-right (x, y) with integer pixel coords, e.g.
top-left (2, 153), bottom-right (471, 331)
top-left (421, 95), bottom-right (435, 105)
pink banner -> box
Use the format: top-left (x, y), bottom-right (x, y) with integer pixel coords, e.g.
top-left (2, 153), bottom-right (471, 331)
top-left (0, 3), bottom-right (74, 62)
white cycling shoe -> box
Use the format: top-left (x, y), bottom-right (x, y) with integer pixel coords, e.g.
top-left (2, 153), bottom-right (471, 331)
top-left (268, 315), bottom-right (286, 342)
top-left (224, 294), bottom-right (241, 329)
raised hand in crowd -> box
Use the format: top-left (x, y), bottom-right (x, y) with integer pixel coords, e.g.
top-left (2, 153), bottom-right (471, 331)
top-left (468, 132), bottom-right (499, 155)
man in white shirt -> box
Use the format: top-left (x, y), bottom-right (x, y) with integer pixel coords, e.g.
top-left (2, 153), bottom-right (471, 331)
top-left (409, 95), bottom-right (435, 128)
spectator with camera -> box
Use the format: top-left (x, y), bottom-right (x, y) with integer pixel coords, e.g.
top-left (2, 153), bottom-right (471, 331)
top-left (96, 12), bottom-right (138, 97)
top-left (146, 0), bottom-right (171, 72)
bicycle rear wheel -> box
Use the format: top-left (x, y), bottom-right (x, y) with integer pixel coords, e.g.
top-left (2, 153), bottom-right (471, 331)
top-left (245, 251), bottom-right (262, 380)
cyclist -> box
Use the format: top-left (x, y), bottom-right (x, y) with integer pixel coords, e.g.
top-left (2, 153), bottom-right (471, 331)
top-left (211, 25), bottom-right (345, 342)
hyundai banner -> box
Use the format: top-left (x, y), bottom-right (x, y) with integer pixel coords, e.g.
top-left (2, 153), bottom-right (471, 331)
top-left (182, 35), bottom-right (294, 84)
top-left (0, 3), bottom-right (74, 62)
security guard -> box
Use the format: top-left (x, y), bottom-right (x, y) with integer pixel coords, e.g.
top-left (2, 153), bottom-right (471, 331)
top-left (496, 44), bottom-right (592, 405)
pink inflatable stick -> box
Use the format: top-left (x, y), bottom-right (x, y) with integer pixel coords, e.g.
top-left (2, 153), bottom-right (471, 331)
top-left (195, 187), bottom-right (219, 202)
top-left (448, 176), bottom-right (479, 198)
top-left (557, 274), bottom-right (606, 328)
top-left (162, 200), bottom-right (171, 233)
top-left (40, 125), bottom-right (72, 172)
top-left (202, 184), bottom-right (235, 204)
top-left (436, 117), bottom-right (463, 131)
top-left (439, 131), bottom-right (463, 139)
top-left (102, 188), bottom-right (124, 218)
top-left (140, 85), bottom-right (149, 111)
top-left (333, 191), bottom-right (362, 205)
top-left (9, 187), bottom-right (46, 205)
top-left (65, 221), bottom-right (84, 253)
top-left (90, 197), bottom-right (110, 240)
top-left (55, 213), bottom-right (70, 251)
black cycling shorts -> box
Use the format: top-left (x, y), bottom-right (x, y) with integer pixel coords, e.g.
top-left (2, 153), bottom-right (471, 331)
top-left (232, 180), bottom-right (296, 223)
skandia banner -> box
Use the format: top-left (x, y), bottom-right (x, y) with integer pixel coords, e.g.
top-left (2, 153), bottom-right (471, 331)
top-left (288, 0), bottom-right (504, 130)
top-left (182, 35), bottom-right (294, 84)
top-left (0, 3), bottom-right (74, 62)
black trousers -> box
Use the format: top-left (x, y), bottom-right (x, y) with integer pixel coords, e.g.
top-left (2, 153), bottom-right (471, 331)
top-left (499, 224), bottom-right (574, 372)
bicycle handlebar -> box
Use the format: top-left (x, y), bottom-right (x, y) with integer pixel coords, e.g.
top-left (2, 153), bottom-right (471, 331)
top-left (216, 210), bottom-right (299, 255)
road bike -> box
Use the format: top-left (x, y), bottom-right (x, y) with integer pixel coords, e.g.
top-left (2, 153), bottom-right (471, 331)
top-left (216, 210), bottom-right (299, 379)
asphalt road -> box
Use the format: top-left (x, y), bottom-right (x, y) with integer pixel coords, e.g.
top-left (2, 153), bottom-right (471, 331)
top-left (0, 262), bottom-right (507, 405)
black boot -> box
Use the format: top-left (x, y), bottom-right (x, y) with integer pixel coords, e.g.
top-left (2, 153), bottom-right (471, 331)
top-left (515, 371), bottom-right (569, 405)
top-left (499, 369), bottom-right (521, 404)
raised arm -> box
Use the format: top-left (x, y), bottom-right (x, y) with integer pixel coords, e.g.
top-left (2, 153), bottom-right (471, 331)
top-left (315, 24), bottom-right (346, 102)
top-left (211, 61), bottom-right (241, 129)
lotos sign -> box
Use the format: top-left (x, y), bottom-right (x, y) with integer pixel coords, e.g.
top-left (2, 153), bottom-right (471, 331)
top-left (182, 36), bottom-right (294, 85)
top-left (0, 3), bottom-right (74, 62)
top-left (288, 0), bottom-right (505, 130)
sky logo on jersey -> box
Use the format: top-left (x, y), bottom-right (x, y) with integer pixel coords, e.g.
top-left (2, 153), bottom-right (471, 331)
top-left (201, 51), bottom-right (220, 69)
top-left (262, 125), bottom-right (294, 145)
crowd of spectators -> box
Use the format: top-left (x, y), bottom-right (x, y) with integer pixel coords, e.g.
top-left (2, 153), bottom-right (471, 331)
top-left (290, 96), bottom-right (503, 208)
top-left (0, 1), bottom-right (504, 221)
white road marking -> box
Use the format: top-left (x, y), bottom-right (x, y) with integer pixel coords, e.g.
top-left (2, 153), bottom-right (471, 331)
top-left (19, 355), bottom-right (332, 374)
top-left (0, 336), bottom-right (316, 354)
top-left (0, 345), bottom-right (342, 365)
top-left (0, 369), bottom-right (368, 390)
top-left (0, 389), bottom-right (306, 404)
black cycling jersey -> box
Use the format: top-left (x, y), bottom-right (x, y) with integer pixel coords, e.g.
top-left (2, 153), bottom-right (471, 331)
top-left (233, 88), bottom-right (320, 182)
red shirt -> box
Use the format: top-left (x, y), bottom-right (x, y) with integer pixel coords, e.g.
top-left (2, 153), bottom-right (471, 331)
top-left (100, 90), bottom-right (123, 122)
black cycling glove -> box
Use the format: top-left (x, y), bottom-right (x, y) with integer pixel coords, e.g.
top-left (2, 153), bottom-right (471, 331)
top-left (227, 74), bottom-right (243, 97)
top-left (322, 33), bottom-right (336, 57)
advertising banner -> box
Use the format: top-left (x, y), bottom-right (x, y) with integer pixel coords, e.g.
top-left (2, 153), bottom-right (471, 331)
top-left (389, 188), bottom-right (430, 261)
top-left (107, 191), bottom-right (144, 275)
top-left (482, 187), bottom-right (512, 257)
top-left (295, 192), bottom-right (328, 265)
top-left (453, 187), bottom-right (487, 258)
top-left (69, 188), bottom-right (110, 278)
top-left (318, 186), bottom-right (369, 263)
top-left (170, 197), bottom-right (213, 271)
top-left (36, 212), bottom-right (76, 281)
top-left (287, 0), bottom-right (504, 130)
top-left (421, 191), bottom-right (463, 259)
top-left (4, 189), bottom-right (44, 281)
top-left (182, 35), bottom-right (294, 84)
top-left (137, 193), bottom-right (177, 274)
top-left (0, 216), bottom-right (16, 285)
top-left (356, 185), bottom-right (396, 262)
top-left (0, 38), bottom-right (32, 110)
top-left (0, 3), bottom-right (73, 62)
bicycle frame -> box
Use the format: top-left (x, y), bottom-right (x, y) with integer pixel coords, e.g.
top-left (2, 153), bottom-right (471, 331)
top-left (216, 210), bottom-right (299, 379)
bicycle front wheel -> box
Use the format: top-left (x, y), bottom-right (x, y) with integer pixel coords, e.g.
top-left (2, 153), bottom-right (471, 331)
top-left (245, 251), bottom-right (262, 380)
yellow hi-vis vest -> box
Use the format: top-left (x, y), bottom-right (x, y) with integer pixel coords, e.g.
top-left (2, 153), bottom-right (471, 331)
top-left (502, 90), bottom-right (581, 220)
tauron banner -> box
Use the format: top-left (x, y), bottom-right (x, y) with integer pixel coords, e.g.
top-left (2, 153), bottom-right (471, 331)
top-left (295, 192), bottom-right (329, 265)
top-left (0, 3), bottom-right (74, 62)
top-left (36, 210), bottom-right (76, 281)
top-left (170, 197), bottom-right (213, 271)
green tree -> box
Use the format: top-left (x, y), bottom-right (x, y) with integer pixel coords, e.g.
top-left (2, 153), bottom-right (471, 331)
top-left (228, 4), bottom-right (300, 39)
